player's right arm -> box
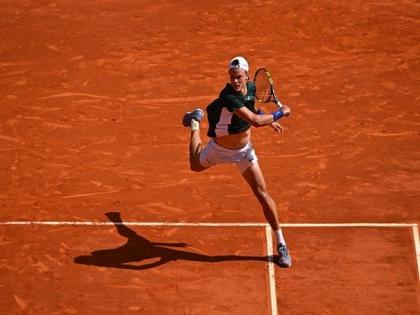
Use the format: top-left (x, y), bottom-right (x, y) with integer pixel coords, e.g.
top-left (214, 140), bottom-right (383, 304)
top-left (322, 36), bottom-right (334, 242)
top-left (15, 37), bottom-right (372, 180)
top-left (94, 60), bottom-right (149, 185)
top-left (234, 106), bottom-right (275, 127)
top-left (234, 106), bottom-right (290, 127)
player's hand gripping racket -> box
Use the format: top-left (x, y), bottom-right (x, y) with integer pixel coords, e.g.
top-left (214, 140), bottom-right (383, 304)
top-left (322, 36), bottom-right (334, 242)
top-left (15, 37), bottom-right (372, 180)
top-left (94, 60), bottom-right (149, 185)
top-left (253, 68), bottom-right (290, 116)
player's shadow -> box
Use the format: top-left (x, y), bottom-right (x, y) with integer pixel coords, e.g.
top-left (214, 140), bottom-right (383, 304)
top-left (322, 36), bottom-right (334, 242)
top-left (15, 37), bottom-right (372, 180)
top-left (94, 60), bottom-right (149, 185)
top-left (74, 212), bottom-right (269, 270)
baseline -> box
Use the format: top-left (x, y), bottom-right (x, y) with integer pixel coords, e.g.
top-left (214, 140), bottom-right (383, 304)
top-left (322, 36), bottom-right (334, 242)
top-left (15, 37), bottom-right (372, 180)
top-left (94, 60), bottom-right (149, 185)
top-left (0, 221), bottom-right (416, 228)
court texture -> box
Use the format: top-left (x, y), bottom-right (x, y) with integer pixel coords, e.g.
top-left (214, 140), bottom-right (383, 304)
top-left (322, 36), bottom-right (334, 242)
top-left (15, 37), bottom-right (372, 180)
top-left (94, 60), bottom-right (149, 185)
top-left (0, 1), bottom-right (419, 314)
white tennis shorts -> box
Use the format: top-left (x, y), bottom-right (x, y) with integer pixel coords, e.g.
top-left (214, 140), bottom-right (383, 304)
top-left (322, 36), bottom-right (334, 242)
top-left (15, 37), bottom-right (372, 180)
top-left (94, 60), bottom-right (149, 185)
top-left (199, 139), bottom-right (258, 173)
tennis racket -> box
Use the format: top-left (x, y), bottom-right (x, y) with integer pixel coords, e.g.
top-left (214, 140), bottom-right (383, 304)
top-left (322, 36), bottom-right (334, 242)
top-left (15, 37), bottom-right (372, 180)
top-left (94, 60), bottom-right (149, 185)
top-left (253, 68), bottom-right (284, 113)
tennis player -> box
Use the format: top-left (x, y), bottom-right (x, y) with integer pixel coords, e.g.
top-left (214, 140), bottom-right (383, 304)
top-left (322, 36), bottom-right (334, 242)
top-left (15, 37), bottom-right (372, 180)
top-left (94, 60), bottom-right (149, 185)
top-left (182, 56), bottom-right (292, 267)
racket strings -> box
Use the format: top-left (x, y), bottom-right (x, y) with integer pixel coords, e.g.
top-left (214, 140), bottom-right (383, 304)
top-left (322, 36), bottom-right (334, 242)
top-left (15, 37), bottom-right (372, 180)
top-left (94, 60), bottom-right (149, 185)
top-left (254, 72), bottom-right (272, 103)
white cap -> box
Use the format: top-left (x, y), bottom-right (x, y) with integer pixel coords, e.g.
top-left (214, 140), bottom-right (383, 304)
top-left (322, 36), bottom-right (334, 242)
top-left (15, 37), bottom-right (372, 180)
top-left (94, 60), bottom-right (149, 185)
top-left (228, 56), bottom-right (249, 72)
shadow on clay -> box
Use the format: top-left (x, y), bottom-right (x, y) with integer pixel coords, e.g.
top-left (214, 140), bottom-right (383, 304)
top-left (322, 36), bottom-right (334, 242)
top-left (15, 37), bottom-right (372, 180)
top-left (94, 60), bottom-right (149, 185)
top-left (74, 212), bottom-right (271, 270)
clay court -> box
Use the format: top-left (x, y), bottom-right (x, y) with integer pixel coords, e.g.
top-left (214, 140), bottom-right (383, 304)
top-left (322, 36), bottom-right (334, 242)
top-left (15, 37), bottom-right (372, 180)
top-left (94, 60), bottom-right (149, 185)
top-left (1, 0), bottom-right (419, 314)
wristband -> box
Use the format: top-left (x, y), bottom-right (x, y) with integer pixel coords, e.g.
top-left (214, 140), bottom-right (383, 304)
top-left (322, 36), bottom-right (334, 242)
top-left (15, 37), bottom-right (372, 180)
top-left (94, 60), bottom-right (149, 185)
top-left (271, 110), bottom-right (284, 121)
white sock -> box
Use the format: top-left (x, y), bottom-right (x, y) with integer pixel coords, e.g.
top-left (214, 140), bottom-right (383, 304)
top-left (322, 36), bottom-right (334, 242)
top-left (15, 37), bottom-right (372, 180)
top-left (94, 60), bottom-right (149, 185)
top-left (191, 119), bottom-right (200, 131)
top-left (274, 229), bottom-right (286, 246)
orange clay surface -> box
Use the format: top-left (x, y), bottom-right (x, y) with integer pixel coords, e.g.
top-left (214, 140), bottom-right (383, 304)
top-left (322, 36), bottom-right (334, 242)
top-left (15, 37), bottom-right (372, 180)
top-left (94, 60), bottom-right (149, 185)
top-left (0, 0), bottom-right (419, 314)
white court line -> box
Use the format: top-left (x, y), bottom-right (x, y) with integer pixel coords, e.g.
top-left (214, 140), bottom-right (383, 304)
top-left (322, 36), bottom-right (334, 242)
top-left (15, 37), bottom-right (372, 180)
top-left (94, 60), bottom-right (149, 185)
top-left (0, 221), bottom-right (267, 227)
top-left (280, 223), bottom-right (417, 228)
top-left (0, 221), bottom-right (416, 227)
top-left (412, 225), bottom-right (420, 282)
top-left (265, 226), bottom-right (278, 315)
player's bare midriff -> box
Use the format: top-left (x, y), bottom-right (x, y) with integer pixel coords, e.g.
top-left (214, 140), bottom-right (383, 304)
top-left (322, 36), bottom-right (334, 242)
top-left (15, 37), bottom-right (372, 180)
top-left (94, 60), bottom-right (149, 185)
top-left (214, 129), bottom-right (251, 150)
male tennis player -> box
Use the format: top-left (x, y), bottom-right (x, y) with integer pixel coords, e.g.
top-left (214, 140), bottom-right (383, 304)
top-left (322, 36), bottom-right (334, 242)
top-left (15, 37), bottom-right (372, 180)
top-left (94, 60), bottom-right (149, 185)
top-left (182, 56), bottom-right (292, 267)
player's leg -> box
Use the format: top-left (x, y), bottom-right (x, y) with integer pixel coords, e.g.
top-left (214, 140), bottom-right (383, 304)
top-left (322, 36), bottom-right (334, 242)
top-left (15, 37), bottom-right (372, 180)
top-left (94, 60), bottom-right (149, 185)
top-left (189, 126), bottom-right (207, 172)
top-left (183, 109), bottom-right (207, 172)
top-left (241, 163), bottom-right (279, 230)
top-left (241, 163), bottom-right (292, 267)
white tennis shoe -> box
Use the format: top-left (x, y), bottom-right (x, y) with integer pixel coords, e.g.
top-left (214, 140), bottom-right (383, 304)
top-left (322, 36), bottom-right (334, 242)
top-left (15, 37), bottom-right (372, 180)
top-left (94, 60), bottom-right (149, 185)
top-left (278, 244), bottom-right (292, 268)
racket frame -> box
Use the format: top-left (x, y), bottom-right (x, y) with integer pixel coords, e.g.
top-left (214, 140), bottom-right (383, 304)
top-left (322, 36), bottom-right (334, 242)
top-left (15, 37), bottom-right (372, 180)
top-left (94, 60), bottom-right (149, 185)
top-left (253, 68), bottom-right (283, 109)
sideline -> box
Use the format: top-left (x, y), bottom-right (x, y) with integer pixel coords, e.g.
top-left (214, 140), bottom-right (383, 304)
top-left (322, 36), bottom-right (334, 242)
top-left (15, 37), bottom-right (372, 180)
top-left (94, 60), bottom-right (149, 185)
top-left (265, 226), bottom-right (278, 315)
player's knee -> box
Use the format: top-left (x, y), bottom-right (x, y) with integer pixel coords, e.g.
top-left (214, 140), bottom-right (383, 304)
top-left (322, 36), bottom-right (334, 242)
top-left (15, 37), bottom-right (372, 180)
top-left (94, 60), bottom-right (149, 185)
top-left (254, 187), bottom-right (271, 204)
top-left (254, 187), bottom-right (270, 200)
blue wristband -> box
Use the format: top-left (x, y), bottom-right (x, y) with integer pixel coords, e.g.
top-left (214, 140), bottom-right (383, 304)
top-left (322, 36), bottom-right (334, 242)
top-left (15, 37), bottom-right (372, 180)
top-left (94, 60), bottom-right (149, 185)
top-left (271, 110), bottom-right (284, 121)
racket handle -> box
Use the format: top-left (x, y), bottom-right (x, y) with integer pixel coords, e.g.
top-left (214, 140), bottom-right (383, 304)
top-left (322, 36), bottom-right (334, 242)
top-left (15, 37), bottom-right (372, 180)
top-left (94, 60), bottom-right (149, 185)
top-left (276, 100), bottom-right (284, 109)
